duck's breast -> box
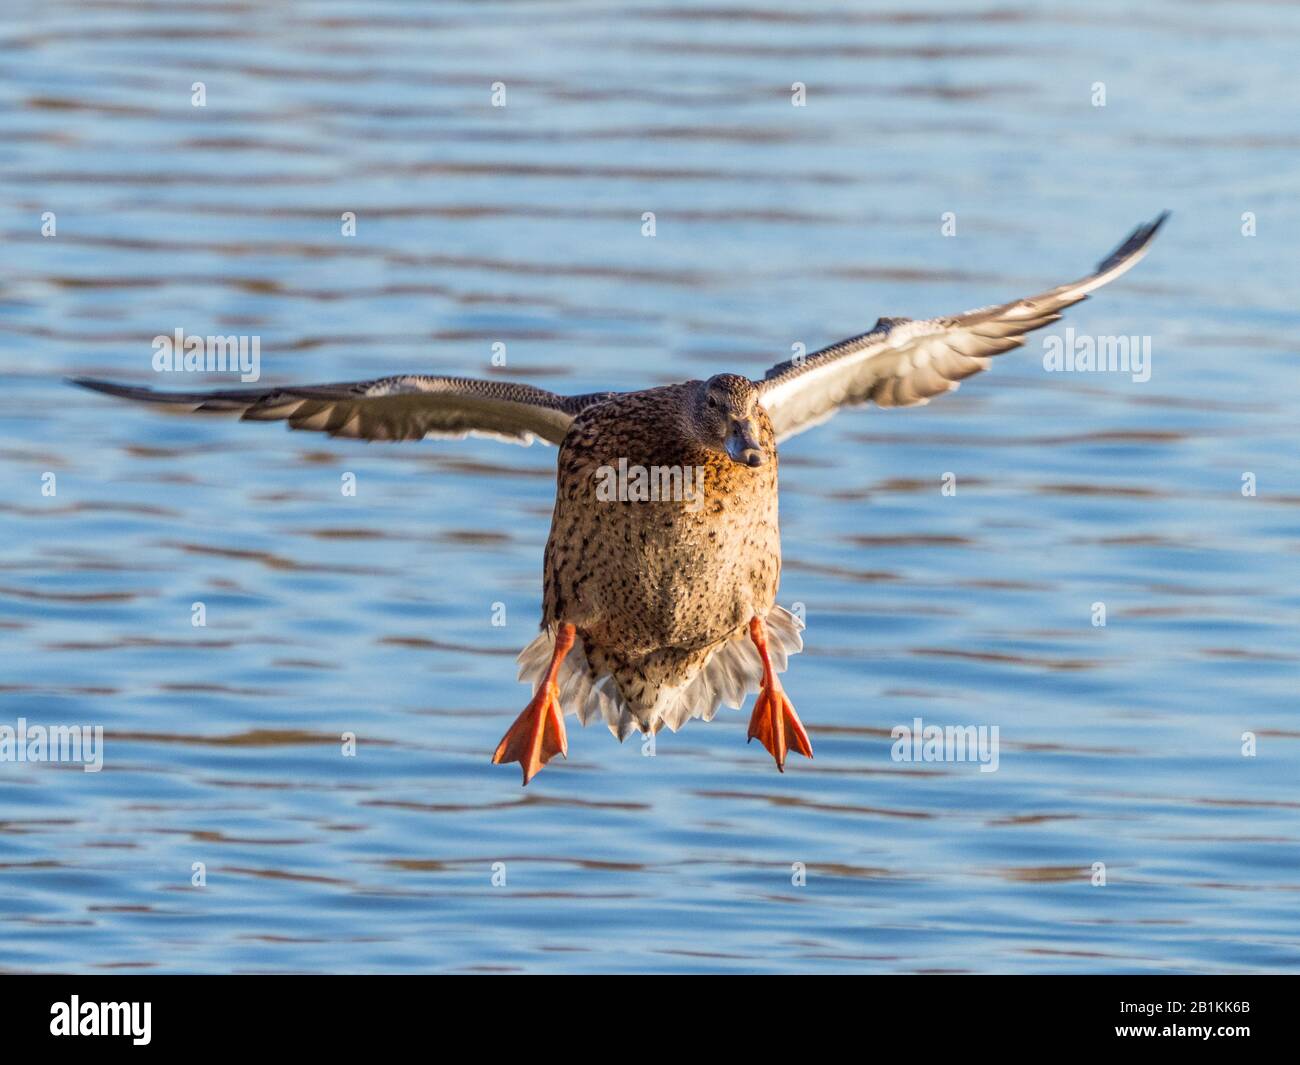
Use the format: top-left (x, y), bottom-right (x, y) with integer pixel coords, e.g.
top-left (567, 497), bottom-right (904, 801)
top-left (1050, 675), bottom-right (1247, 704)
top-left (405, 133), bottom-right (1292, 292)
top-left (543, 388), bottom-right (781, 656)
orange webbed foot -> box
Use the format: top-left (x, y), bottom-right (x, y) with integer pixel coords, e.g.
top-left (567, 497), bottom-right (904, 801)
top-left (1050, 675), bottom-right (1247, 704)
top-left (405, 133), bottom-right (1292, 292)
top-left (492, 681), bottom-right (568, 786)
top-left (492, 623), bottom-right (575, 786)
top-left (746, 614), bottom-right (813, 771)
top-left (747, 683), bottom-right (813, 771)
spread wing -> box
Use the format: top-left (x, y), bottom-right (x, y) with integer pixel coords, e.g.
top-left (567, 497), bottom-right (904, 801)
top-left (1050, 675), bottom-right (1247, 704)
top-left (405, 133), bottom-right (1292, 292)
top-left (757, 212), bottom-right (1169, 442)
top-left (68, 374), bottom-right (617, 446)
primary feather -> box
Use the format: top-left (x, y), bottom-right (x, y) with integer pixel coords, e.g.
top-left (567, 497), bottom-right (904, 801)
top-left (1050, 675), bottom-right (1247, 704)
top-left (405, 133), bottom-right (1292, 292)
top-left (757, 212), bottom-right (1169, 441)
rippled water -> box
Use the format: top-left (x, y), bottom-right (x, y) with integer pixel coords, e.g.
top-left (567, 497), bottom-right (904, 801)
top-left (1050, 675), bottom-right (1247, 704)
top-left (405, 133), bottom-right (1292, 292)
top-left (1, 1), bottom-right (1297, 973)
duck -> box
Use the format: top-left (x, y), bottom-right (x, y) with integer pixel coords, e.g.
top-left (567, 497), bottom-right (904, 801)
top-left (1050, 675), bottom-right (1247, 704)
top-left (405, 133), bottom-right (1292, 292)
top-left (70, 213), bottom-right (1167, 784)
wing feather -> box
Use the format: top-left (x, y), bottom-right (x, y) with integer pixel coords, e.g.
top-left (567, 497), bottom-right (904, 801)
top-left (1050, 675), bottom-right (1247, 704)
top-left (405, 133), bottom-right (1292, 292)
top-left (68, 374), bottom-right (616, 447)
top-left (758, 213), bottom-right (1168, 440)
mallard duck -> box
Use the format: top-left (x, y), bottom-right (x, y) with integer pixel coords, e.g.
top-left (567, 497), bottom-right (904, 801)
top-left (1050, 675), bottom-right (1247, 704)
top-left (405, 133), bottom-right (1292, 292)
top-left (71, 214), bottom-right (1167, 784)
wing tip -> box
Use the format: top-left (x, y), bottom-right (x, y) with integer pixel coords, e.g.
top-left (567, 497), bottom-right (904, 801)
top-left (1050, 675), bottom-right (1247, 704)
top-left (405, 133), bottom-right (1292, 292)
top-left (66, 374), bottom-right (106, 390)
top-left (66, 375), bottom-right (145, 400)
top-left (1137, 208), bottom-right (1172, 247)
top-left (1098, 210), bottom-right (1171, 273)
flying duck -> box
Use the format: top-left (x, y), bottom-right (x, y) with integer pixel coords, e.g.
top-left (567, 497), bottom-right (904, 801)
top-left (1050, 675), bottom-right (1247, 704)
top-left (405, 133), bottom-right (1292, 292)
top-left (70, 213), bottom-right (1168, 783)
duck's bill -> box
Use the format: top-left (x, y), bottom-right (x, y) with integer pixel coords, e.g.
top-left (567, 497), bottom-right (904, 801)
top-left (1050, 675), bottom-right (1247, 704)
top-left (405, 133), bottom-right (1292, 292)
top-left (725, 422), bottom-right (766, 467)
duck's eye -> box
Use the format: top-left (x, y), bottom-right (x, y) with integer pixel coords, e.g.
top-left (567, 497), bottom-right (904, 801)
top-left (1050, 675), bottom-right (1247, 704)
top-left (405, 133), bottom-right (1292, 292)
top-left (707, 396), bottom-right (720, 410)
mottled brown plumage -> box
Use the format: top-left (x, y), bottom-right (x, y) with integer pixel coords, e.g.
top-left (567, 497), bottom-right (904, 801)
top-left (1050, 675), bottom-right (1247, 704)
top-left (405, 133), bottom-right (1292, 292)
top-left (543, 376), bottom-right (781, 728)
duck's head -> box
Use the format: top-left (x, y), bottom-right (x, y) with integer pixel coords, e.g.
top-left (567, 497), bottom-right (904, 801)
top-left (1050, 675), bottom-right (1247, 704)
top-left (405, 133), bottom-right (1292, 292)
top-left (691, 373), bottom-right (767, 467)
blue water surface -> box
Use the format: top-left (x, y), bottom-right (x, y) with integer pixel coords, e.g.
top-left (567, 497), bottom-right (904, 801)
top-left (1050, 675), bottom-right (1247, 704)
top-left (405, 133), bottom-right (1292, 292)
top-left (0, 0), bottom-right (1297, 973)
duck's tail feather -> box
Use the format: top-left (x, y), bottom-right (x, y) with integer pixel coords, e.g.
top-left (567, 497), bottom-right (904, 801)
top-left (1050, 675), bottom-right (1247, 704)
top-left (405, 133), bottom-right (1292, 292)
top-left (515, 606), bottom-right (804, 740)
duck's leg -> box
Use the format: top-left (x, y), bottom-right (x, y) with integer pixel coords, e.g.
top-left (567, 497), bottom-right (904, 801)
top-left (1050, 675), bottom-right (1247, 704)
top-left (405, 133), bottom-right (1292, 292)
top-left (492, 623), bottom-right (576, 785)
top-left (746, 615), bottom-right (813, 771)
